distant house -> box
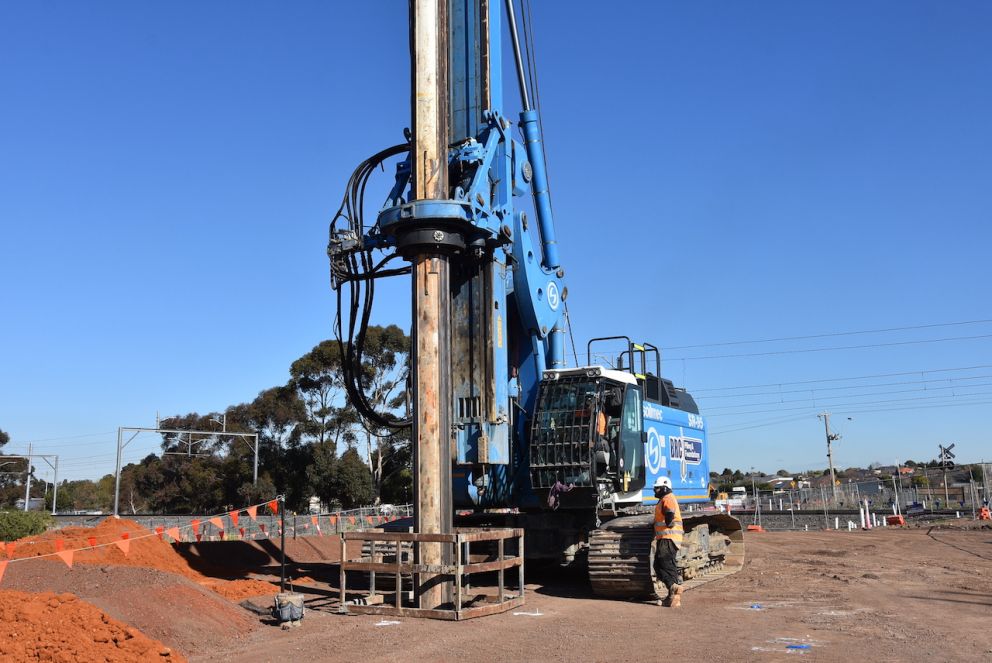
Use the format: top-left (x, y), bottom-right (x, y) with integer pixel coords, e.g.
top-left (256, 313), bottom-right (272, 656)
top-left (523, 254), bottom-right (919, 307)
top-left (898, 467), bottom-right (915, 476)
top-left (848, 478), bottom-right (884, 496)
top-left (809, 474), bottom-right (836, 489)
top-left (767, 477), bottom-right (794, 491)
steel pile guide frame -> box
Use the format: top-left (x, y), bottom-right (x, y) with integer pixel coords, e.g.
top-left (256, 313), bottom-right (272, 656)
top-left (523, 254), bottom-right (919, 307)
top-left (338, 527), bottom-right (524, 620)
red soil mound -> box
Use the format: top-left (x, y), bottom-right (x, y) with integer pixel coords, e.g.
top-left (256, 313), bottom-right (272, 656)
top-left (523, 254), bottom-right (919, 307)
top-left (210, 578), bottom-right (280, 601)
top-left (11, 518), bottom-right (204, 582)
top-left (3, 562), bottom-right (259, 658)
top-left (8, 518), bottom-right (278, 599)
top-left (0, 589), bottom-right (185, 662)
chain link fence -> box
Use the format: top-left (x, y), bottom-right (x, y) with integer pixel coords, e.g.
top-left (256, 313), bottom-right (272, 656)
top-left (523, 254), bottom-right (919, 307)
top-left (728, 470), bottom-right (987, 515)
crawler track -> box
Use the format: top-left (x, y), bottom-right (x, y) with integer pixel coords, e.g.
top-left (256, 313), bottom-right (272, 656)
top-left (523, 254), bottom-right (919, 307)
top-left (588, 513), bottom-right (745, 600)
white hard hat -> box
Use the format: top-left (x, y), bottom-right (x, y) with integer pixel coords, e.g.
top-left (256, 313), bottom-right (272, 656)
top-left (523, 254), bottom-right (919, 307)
top-left (654, 476), bottom-right (672, 490)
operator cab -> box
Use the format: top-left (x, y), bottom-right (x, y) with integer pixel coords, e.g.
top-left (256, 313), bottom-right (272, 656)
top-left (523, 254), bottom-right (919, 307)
top-left (529, 365), bottom-right (645, 508)
top-left (528, 337), bottom-right (700, 510)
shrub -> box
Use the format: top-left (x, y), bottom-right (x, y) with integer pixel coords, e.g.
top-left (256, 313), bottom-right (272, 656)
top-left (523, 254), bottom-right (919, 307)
top-left (0, 510), bottom-right (53, 541)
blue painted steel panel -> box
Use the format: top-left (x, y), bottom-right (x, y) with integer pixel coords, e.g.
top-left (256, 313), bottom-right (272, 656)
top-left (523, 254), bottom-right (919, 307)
top-left (640, 402), bottom-right (711, 504)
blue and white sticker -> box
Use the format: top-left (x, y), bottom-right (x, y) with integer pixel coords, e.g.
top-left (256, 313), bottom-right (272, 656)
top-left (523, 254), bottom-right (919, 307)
top-left (546, 282), bottom-right (560, 310)
top-left (645, 426), bottom-right (667, 474)
top-left (670, 428), bottom-right (703, 482)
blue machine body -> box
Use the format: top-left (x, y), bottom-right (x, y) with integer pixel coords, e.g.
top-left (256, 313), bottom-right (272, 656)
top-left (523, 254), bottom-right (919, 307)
top-left (330, 0), bottom-right (713, 517)
top-left (359, 0), bottom-right (565, 512)
top-left (642, 402), bottom-right (711, 504)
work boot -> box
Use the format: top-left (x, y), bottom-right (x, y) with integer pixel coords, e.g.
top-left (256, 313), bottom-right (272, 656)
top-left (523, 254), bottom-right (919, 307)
top-left (669, 584), bottom-right (684, 608)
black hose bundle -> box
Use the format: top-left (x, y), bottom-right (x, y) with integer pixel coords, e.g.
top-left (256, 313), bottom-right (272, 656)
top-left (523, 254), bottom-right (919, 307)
top-left (329, 145), bottom-right (413, 430)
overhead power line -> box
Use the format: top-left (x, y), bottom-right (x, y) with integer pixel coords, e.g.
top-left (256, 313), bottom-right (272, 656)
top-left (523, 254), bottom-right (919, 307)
top-left (837, 399), bottom-right (992, 417)
top-left (692, 364), bottom-right (992, 393)
top-left (666, 318), bottom-right (992, 351)
top-left (708, 413), bottom-right (813, 436)
top-left (699, 373), bottom-right (992, 400)
top-left (589, 319), bottom-right (992, 356)
top-left (14, 431), bottom-right (116, 444)
top-left (711, 398), bottom-right (992, 436)
top-left (670, 333), bottom-right (992, 361)
top-left (706, 390), bottom-right (992, 418)
top-left (702, 380), bottom-right (992, 413)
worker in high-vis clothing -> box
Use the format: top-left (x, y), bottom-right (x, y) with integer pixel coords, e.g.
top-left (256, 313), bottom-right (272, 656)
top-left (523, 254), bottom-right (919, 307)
top-left (653, 476), bottom-right (684, 607)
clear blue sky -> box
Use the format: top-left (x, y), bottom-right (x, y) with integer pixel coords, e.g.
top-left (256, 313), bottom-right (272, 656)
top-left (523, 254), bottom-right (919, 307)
top-left (1, 1), bottom-right (989, 483)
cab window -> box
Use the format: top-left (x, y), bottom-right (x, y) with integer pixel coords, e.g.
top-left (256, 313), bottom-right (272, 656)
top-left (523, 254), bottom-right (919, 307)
top-left (620, 387), bottom-right (643, 483)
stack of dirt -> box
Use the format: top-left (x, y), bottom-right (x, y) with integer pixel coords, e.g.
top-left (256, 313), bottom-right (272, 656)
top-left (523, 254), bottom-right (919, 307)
top-left (3, 562), bottom-right (260, 657)
top-left (0, 518), bottom-right (286, 657)
top-left (0, 589), bottom-right (185, 662)
top-left (9, 518), bottom-right (279, 599)
top-left (210, 578), bottom-right (284, 600)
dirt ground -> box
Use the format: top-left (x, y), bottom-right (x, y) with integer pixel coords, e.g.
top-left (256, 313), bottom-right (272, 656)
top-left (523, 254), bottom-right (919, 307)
top-left (0, 589), bottom-right (185, 662)
top-left (192, 526), bottom-right (992, 663)
top-left (4, 521), bottom-right (991, 661)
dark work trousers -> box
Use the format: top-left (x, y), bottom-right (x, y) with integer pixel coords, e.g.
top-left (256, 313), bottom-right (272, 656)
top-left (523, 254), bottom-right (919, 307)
top-left (654, 539), bottom-right (681, 589)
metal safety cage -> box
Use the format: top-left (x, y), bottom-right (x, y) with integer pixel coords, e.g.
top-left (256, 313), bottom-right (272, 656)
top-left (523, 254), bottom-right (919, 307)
top-left (528, 374), bottom-right (600, 490)
top-left (338, 527), bottom-right (524, 620)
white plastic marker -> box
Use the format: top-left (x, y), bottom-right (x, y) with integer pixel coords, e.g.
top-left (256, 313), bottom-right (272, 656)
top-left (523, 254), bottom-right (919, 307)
top-left (513, 610), bottom-right (542, 617)
top-left (374, 620), bottom-right (401, 627)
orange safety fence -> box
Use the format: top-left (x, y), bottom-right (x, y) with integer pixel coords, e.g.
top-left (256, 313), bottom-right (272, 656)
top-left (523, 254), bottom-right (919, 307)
top-left (0, 497), bottom-right (284, 585)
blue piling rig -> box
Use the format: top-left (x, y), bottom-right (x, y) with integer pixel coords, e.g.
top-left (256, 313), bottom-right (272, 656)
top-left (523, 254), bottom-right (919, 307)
top-left (328, 0), bottom-right (563, 512)
top-left (329, 1), bottom-right (745, 591)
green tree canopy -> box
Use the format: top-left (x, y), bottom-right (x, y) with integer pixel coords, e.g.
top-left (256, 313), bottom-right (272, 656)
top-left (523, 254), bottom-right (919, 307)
top-left (20, 327), bottom-right (416, 514)
top-left (291, 340), bottom-right (356, 448)
top-left (332, 448), bottom-right (375, 509)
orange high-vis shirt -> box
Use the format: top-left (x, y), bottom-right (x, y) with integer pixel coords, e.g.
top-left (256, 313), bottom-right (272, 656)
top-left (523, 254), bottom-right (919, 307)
top-left (653, 492), bottom-right (684, 547)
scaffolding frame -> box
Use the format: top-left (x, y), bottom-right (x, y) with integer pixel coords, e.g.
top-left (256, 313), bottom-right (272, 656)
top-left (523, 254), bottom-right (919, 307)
top-left (338, 527), bottom-right (524, 620)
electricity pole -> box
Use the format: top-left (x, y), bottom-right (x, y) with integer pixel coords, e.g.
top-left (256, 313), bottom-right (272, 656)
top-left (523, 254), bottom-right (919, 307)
top-left (23, 443), bottom-right (32, 512)
top-left (750, 468), bottom-right (760, 527)
top-left (818, 412), bottom-right (840, 504)
top-left (938, 443), bottom-right (955, 507)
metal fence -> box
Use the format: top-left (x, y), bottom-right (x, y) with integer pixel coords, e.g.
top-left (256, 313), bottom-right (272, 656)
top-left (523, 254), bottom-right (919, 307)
top-left (727, 474), bottom-right (987, 515)
top-left (51, 503), bottom-right (414, 542)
